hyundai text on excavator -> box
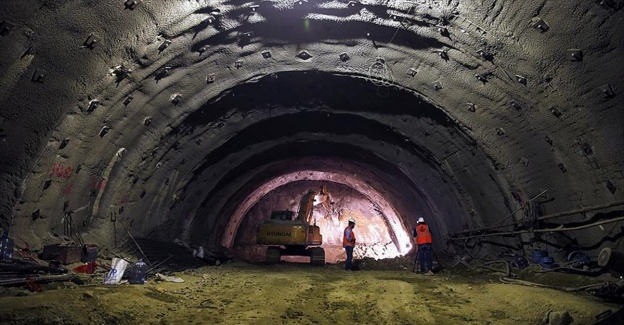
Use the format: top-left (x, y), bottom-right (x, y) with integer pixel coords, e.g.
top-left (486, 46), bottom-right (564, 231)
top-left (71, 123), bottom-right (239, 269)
top-left (256, 187), bottom-right (335, 266)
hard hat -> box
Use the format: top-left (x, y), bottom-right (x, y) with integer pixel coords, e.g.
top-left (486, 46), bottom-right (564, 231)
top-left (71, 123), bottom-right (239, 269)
top-left (417, 217), bottom-right (425, 223)
top-left (348, 218), bottom-right (356, 224)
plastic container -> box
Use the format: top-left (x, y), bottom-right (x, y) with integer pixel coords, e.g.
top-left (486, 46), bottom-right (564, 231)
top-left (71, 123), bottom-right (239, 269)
top-left (532, 249), bottom-right (548, 263)
top-left (0, 230), bottom-right (14, 260)
top-left (540, 256), bottom-right (557, 269)
top-left (515, 256), bottom-right (529, 269)
top-left (567, 251), bottom-right (590, 268)
top-left (598, 247), bottom-right (624, 274)
top-left (81, 244), bottom-right (99, 263)
top-left (129, 259), bottom-right (148, 284)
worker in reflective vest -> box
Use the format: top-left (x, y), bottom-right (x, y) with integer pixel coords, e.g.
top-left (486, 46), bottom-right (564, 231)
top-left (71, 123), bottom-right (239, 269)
top-left (343, 218), bottom-right (356, 271)
top-left (414, 217), bottom-right (434, 275)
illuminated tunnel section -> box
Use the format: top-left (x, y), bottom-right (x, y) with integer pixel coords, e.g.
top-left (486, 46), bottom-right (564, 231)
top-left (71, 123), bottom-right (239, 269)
top-left (222, 170), bottom-right (413, 263)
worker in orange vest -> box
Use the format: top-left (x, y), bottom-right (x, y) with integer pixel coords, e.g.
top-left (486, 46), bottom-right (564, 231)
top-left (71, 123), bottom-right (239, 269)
top-left (343, 218), bottom-right (356, 270)
top-left (414, 217), bottom-right (434, 275)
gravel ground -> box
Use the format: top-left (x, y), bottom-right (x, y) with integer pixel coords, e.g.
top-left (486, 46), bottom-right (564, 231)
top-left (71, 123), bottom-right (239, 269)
top-left (0, 259), bottom-right (619, 325)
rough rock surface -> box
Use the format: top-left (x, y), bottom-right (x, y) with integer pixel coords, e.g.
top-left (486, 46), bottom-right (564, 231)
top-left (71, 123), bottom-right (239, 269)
top-left (0, 1), bottom-right (622, 259)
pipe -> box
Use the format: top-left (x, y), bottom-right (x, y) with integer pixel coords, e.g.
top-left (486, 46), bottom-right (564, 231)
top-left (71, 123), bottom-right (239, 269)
top-left (539, 200), bottom-right (624, 221)
top-left (449, 199), bottom-right (624, 237)
top-left (448, 215), bottom-right (624, 241)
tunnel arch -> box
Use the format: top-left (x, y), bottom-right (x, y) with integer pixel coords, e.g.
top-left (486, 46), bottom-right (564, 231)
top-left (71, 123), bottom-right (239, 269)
top-left (1, 0), bottom-right (621, 261)
top-left (14, 69), bottom-right (515, 253)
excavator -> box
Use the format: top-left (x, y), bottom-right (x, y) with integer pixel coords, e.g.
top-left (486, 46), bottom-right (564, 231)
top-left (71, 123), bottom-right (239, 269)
top-left (256, 186), bottom-right (335, 266)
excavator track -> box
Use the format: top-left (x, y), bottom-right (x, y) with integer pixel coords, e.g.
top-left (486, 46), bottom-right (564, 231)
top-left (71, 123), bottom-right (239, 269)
top-left (309, 247), bottom-right (325, 266)
top-left (266, 246), bottom-right (281, 264)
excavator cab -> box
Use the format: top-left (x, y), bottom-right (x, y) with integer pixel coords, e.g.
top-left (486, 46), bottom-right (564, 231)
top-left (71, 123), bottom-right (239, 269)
top-left (270, 210), bottom-right (294, 221)
top-left (256, 189), bottom-right (328, 265)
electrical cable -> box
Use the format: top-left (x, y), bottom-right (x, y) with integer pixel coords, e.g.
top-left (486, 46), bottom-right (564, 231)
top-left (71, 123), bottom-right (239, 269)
top-left (388, 4), bottom-right (414, 45)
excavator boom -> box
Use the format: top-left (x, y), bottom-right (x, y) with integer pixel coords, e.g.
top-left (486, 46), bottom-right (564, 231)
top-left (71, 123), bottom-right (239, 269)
top-left (296, 190), bottom-right (317, 223)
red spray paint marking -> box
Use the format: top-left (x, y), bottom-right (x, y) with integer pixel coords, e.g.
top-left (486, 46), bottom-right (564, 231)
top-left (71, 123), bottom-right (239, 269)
top-left (49, 163), bottom-right (73, 179)
top-left (119, 195), bottom-right (129, 206)
top-left (62, 182), bottom-right (74, 195)
top-left (89, 176), bottom-right (108, 191)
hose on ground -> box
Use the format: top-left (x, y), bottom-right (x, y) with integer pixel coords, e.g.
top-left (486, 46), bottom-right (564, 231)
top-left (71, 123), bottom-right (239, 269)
top-left (499, 276), bottom-right (605, 292)
top-left (458, 258), bottom-right (512, 276)
top-left (456, 257), bottom-right (607, 292)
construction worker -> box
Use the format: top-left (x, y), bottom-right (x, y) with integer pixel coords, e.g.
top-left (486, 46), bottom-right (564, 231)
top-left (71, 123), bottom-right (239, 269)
top-left (414, 217), bottom-right (434, 275)
top-left (343, 218), bottom-right (356, 270)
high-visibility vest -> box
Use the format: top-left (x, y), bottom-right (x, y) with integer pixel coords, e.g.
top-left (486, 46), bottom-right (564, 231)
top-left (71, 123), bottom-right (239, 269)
top-left (343, 227), bottom-right (356, 247)
top-left (415, 224), bottom-right (432, 245)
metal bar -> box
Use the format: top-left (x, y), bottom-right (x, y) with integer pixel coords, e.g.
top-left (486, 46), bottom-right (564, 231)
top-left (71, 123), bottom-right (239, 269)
top-left (448, 215), bottom-right (624, 241)
top-left (0, 274), bottom-right (76, 286)
top-left (538, 199), bottom-right (624, 222)
top-left (146, 254), bottom-right (173, 274)
top-left (449, 198), bottom-right (624, 237)
top-left (126, 229), bottom-right (151, 265)
top-left (490, 190), bottom-right (548, 227)
top-left (451, 190), bottom-right (547, 236)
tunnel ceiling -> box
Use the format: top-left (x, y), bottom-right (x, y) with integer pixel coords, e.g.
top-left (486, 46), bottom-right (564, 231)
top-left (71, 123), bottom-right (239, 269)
top-left (0, 0), bottom-right (622, 250)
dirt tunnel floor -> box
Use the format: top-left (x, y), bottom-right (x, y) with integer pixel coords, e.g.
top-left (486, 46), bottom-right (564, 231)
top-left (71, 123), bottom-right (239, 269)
top-left (0, 261), bottom-right (620, 325)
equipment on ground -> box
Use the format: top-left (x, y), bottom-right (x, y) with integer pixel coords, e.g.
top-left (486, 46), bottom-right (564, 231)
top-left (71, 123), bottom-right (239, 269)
top-left (412, 246), bottom-right (443, 273)
top-left (257, 187), bottom-right (335, 266)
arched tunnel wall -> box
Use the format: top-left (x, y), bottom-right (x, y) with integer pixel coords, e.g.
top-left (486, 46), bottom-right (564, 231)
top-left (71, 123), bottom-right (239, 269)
top-left (0, 0), bottom-right (623, 258)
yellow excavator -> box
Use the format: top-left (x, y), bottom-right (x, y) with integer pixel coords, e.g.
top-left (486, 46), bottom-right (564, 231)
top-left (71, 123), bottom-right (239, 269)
top-left (256, 186), bottom-right (335, 266)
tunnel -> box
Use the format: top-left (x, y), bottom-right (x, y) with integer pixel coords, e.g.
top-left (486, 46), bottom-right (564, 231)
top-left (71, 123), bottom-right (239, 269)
top-left (1, 0), bottom-right (623, 324)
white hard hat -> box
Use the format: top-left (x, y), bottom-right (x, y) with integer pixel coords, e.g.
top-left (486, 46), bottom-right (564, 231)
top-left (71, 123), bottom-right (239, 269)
top-left (348, 218), bottom-right (356, 224)
top-left (417, 217), bottom-right (425, 223)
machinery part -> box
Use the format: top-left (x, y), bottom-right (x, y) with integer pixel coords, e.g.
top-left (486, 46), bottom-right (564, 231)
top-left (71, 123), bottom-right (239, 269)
top-left (450, 198), bottom-right (624, 237)
top-left (598, 247), bottom-right (624, 275)
top-left (309, 247), bottom-right (325, 266)
top-left (266, 246), bottom-right (281, 264)
top-left (593, 306), bottom-right (624, 325)
top-left (257, 187), bottom-right (333, 264)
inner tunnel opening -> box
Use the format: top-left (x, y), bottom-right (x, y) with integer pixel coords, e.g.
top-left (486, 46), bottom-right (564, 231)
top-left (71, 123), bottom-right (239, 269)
top-left (230, 179), bottom-right (413, 264)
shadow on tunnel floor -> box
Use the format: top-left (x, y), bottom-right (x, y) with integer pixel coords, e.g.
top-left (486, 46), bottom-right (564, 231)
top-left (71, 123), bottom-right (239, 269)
top-left (121, 238), bottom-right (225, 273)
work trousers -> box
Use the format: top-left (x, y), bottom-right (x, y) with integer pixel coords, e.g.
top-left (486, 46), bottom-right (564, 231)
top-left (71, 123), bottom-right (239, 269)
top-left (344, 245), bottom-right (354, 270)
top-left (418, 243), bottom-right (433, 273)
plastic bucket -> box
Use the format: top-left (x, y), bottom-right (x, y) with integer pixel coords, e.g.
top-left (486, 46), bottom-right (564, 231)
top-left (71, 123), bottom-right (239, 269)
top-left (532, 250), bottom-right (547, 263)
top-left (129, 260), bottom-right (148, 284)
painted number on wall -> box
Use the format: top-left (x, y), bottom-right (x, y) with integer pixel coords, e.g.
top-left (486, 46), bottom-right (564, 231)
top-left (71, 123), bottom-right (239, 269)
top-left (50, 163), bottom-right (73, 179)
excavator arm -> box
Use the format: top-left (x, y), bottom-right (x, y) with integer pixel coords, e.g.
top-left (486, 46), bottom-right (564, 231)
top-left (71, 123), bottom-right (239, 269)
top-left (296, 186), bottom-right (335, 224)
top-left (296, 190), bottom-right (316, 223)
